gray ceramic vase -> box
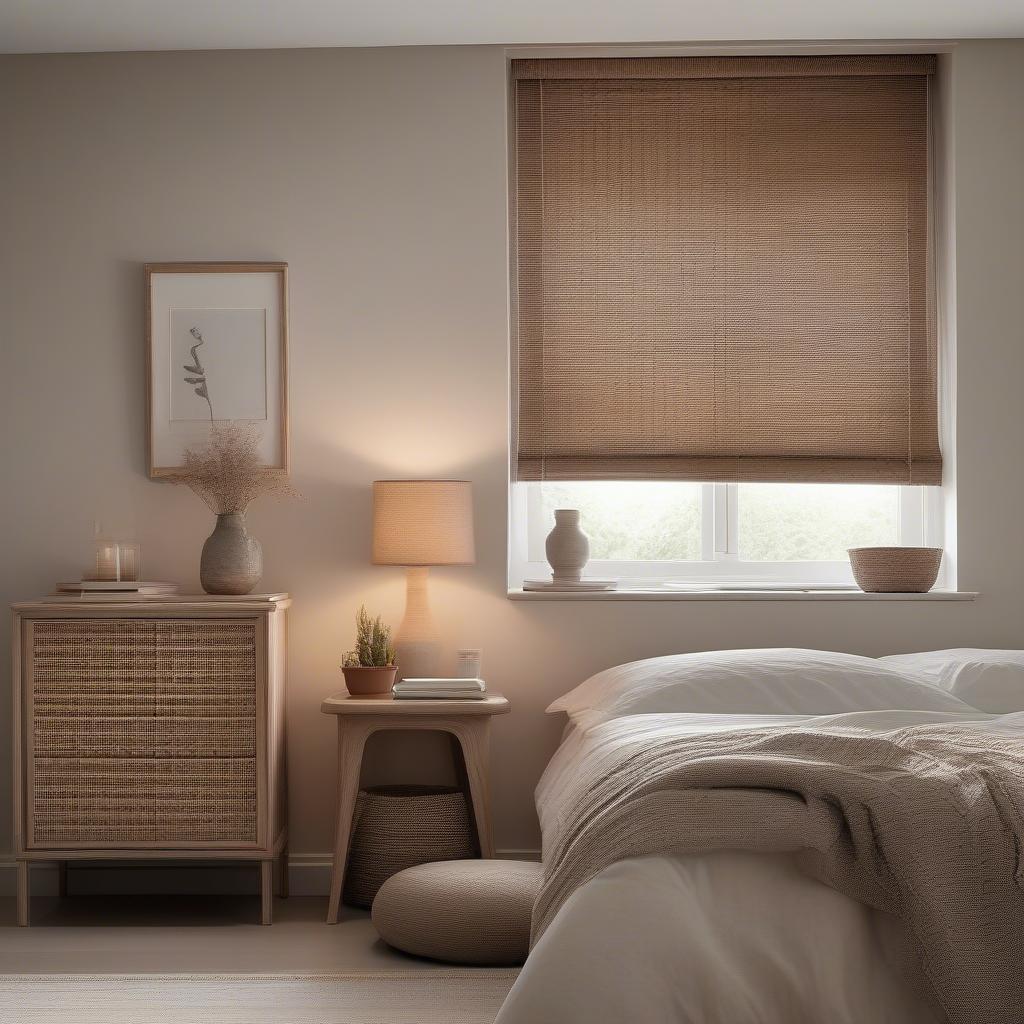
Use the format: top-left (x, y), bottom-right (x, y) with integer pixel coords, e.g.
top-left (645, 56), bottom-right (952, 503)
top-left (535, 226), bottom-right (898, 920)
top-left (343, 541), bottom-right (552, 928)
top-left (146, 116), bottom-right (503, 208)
top-left (545, 508), bottom-right (590, 582)
top-left (200, 512), bottom-right (263, 595)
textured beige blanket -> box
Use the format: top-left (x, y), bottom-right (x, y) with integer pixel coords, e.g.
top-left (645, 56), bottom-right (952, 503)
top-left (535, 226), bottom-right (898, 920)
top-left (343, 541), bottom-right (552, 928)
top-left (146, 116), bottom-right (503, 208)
top-left (533, 716), bottom-right (1024, 1024)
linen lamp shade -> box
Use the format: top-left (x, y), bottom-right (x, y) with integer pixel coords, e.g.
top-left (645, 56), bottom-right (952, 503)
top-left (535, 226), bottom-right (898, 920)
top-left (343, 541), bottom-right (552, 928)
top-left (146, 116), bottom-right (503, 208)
top-left (372, 481), bottom-right (475, 567)
top-left (371, 480), bottom-right (475, 682)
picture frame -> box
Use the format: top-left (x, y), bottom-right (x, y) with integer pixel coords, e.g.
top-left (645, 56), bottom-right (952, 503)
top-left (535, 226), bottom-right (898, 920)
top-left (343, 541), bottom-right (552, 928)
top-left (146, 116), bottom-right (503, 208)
top-left (145, 261), bottom-right (289, 477)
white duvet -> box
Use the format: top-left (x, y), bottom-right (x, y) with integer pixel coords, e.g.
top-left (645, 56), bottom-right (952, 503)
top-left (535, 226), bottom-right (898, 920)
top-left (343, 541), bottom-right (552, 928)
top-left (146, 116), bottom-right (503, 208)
top-left (495, 709), bottom-right (1012, 1024)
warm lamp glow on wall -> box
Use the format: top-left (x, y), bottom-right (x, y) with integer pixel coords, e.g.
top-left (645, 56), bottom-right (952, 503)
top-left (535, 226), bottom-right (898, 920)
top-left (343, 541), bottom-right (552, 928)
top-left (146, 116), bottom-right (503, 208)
top-left (372, 480), bottom-right (475, 679)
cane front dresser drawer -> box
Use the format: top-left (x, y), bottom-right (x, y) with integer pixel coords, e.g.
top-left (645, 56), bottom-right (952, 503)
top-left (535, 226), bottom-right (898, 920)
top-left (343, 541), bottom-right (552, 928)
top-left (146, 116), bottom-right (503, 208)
top-left (30, 757), bottom-right (257, 846)
top-left (24, 616), bottom-right (261, 849)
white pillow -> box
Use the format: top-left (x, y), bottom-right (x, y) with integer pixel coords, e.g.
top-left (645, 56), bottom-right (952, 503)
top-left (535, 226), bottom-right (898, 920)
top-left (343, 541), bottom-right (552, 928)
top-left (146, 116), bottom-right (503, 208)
top-left (881, 649), bottom-right (1024, 713)
top-left (548, 648), bottom-right (972, 727)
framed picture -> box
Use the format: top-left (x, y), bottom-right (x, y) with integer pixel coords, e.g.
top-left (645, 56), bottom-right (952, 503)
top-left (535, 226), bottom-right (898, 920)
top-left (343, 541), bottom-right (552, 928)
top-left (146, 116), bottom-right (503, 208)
top-left (145, 261), bottom-right (289, 477)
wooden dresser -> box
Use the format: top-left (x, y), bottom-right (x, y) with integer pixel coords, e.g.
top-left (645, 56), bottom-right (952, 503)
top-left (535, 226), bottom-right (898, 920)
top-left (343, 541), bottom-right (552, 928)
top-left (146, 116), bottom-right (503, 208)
top-left (11, 594), bottom-right (289, 925)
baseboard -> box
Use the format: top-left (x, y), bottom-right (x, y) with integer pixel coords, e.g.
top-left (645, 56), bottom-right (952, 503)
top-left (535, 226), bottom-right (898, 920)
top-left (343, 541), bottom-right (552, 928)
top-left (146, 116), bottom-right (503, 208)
top-left (0, 849), bottom-right (541, 897)
top-left (286, 854), bottom-right (332, 897)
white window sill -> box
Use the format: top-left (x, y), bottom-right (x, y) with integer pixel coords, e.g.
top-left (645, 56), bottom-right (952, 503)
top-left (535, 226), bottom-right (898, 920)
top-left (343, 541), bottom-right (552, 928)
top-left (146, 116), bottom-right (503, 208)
top-left (508, 588), bottom-right (978, 602)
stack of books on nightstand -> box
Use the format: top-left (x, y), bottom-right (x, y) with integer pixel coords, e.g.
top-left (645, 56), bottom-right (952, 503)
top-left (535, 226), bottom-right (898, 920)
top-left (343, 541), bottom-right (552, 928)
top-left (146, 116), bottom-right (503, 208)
top-left (393, 678), bottom-right (488, 700)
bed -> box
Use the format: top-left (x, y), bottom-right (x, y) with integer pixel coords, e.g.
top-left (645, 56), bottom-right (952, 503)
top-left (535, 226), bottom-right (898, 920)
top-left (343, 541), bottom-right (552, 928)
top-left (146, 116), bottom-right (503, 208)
top-left (495, 648), bottom-right (1024, 1024)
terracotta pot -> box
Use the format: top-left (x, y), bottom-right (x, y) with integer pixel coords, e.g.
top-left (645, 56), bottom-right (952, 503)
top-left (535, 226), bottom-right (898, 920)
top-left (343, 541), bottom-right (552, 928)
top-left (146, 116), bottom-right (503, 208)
top-left (342, 665), bottom-right (398, 696)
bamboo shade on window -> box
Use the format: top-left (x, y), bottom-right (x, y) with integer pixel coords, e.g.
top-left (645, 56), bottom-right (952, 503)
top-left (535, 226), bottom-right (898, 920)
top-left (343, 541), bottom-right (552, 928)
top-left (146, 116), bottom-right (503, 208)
top-left (512, 55), bottom-right (941, 484)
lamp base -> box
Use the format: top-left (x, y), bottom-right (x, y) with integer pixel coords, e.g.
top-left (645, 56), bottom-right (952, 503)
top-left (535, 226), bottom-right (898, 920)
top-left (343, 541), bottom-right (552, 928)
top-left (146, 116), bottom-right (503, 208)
top-left (395, 639), bottom-right (441, 681)
top-left (395, 567), bottom-right (441, 681)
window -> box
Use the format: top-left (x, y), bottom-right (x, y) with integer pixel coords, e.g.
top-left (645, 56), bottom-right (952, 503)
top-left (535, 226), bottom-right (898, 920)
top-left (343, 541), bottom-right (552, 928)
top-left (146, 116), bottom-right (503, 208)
top-left (508, 55), bottom-right (946, 591)
top-left (510, 481), bottom-right (943, 589)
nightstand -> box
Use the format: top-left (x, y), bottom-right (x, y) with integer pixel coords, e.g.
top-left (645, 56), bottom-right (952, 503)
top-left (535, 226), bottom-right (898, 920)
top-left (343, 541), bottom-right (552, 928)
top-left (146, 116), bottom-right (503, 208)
top-left (320, 693), bottom-right (510, 924)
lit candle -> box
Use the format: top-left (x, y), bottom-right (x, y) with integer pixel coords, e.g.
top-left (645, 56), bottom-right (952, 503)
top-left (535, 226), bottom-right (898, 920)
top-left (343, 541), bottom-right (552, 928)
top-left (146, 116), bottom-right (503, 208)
top-left (94, 541), bottom-right (119, 582)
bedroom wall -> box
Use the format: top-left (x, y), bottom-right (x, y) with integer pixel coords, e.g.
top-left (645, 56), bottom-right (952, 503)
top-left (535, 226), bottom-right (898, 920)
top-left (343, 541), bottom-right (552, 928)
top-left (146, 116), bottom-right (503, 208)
top-left (1, 41), bottom-right (1022, 867)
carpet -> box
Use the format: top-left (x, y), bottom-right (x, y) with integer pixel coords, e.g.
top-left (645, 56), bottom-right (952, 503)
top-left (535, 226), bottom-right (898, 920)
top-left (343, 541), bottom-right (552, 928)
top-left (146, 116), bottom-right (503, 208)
top-left (0, 971), bottom-right (520, 1024)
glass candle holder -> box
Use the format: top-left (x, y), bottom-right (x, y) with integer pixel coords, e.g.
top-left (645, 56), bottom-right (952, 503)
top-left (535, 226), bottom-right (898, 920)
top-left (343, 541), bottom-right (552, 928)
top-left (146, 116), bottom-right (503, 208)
top-left (117, 542), bottom-right (141, 582)
top-left (93, 540), bottom-right (121, 581)
top-left (91, 540), bottom-right (141, 582)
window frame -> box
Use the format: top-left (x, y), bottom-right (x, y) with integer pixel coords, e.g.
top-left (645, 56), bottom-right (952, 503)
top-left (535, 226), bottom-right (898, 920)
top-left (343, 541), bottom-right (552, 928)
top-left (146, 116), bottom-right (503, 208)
top-left (505, 49), bottom-right (955, 596)
top-left (509, 481), bottom-right (946, 591)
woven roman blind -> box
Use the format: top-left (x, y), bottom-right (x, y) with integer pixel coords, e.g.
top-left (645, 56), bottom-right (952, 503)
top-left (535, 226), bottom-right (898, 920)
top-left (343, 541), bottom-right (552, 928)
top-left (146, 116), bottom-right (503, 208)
top-left (512, 55), bottom-right (941, 484)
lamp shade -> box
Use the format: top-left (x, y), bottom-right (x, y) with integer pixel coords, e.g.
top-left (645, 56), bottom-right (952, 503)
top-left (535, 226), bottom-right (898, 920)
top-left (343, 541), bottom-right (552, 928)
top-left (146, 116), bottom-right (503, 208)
top-left (372, 480), bottom-right (475, 566)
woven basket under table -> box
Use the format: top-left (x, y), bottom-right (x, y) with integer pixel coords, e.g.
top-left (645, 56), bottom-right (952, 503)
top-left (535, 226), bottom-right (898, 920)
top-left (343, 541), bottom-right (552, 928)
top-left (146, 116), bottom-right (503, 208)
top-left (343, 784), bottom-right (477, 909)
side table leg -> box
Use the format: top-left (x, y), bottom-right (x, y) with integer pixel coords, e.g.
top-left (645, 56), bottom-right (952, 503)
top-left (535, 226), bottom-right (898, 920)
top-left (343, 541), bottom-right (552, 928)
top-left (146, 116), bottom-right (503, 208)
top-left (454, 720), bottom-right (494, 858)
top-left (327, 721), bottom-right (370, 924)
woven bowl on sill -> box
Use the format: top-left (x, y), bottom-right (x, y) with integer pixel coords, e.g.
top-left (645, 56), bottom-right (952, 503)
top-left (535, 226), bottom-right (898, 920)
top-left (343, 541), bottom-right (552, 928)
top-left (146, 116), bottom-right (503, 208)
top-left (847, 546), bottom-right (943, 593)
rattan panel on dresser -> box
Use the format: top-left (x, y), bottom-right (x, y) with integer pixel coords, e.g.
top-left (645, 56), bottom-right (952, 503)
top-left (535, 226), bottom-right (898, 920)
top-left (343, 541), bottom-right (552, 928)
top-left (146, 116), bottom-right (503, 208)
top-left (12, 595), bottom-right (290, 926)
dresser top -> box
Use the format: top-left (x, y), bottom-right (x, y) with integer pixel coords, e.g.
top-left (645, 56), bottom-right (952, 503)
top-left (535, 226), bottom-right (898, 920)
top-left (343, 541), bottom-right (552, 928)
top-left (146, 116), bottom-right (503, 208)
top-left (14, 593), bottom-right (291, 613)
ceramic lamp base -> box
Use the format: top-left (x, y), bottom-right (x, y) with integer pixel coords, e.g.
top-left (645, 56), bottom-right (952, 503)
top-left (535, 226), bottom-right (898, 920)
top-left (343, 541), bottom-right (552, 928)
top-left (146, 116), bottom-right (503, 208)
top-left (396, 567), bottom-right (441, 681)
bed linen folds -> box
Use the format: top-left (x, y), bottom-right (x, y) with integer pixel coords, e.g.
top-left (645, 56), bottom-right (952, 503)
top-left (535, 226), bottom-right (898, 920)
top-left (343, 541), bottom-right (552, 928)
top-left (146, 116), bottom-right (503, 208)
top-left (533, 714), bottom-right (1024, 1024)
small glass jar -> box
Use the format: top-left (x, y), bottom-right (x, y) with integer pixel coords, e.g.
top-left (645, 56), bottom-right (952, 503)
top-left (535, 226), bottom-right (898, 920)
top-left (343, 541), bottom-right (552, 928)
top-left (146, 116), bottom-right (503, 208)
top-left (456, 649), bottom-right (482, 679)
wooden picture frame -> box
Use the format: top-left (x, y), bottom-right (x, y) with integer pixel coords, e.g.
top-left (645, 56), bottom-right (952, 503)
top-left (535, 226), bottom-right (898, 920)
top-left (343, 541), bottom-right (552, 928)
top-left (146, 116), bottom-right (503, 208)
top-left (145, 261), bottom-right (289, 477)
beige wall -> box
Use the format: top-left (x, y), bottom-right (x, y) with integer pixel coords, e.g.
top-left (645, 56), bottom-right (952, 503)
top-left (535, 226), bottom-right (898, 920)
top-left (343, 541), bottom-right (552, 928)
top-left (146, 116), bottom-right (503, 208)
top-left (1, 42), bottom-right (1023, 862)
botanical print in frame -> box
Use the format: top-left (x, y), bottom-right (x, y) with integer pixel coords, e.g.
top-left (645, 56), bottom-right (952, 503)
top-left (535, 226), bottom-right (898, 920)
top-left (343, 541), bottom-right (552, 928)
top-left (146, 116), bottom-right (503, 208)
top-left (146, 262), bottom-right (289, 476)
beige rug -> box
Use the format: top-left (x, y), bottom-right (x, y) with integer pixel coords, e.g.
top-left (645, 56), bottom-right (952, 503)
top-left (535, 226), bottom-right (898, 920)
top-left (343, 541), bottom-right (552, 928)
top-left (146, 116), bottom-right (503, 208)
top-left (1, 971), bottom-right (519, 1024)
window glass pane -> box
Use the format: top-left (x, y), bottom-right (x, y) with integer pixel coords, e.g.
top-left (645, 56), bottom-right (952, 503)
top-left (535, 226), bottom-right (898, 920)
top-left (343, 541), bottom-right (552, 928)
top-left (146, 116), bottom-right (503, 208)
top-left (737, 484), bottom-right (899, 561)
top-left (534, 482), bottom-right (702, 561)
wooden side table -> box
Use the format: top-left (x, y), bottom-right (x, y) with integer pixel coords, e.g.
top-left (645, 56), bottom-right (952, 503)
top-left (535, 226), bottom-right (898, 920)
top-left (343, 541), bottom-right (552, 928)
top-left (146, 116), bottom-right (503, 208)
top-left (320, 693), bottom-right (510, 924)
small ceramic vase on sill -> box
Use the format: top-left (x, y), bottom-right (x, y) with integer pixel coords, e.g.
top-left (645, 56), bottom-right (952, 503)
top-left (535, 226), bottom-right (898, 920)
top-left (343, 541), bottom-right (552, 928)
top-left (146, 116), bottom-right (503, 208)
top-left (545, 508), bottom-right (590, 582)
top-left (200, 512), bottom-right (263, 595)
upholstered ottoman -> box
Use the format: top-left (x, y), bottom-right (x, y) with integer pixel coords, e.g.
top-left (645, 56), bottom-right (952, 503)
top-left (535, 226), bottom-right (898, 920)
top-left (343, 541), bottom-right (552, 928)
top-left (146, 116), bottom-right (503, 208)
top-left (371, 859), bottom-right (543, 965)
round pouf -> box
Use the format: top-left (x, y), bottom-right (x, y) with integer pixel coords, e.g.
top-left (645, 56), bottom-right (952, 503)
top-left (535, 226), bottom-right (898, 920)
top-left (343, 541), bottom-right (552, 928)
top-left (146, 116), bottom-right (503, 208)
top-left (371, 859), bottom-right (543, 966)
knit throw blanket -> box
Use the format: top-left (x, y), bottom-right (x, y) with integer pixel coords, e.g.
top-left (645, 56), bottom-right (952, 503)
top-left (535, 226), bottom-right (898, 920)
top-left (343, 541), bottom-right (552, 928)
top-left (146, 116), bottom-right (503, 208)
top-left (533, 714), bottom-right (1024, 1024)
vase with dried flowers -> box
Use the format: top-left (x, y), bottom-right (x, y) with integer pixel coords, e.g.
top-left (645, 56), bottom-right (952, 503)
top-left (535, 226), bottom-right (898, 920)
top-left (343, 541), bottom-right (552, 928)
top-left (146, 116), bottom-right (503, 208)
top-left (341, 605), bottom-right (398, 695)
top-left (169, 422), bottom-right (296, 595)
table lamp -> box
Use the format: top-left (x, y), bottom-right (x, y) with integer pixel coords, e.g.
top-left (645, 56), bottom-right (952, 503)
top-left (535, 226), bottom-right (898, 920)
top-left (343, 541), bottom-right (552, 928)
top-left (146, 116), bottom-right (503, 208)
top-left (372, 480), bottom-right (475, 679)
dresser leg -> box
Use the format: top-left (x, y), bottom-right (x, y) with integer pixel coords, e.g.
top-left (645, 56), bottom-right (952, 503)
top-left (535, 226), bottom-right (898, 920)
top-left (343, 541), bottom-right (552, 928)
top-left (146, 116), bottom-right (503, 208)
top-left (17, 862), bottom-right (29, 927)
top-left (260, 861), bottom-right (273, 925)
top-left (278, 843), bottom-right (289, 899)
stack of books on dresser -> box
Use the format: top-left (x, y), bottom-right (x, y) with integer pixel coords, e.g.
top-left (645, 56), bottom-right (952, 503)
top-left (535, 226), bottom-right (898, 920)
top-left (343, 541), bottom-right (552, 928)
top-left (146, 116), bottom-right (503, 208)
top-left (393, 678), bottom-right (488, 700)
top-left (53, 580), bottom-right (179, 600)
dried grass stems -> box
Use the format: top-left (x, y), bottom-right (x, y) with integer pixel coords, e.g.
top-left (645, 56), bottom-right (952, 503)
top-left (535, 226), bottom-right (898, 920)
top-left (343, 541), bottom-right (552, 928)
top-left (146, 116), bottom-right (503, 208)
top-left (169, 422), bottom-right (298, 515)
top-left (342, 606), bottom-right (397, 668)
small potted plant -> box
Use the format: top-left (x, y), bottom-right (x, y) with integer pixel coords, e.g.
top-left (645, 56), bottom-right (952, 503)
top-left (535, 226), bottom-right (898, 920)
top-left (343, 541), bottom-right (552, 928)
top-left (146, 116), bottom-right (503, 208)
top-left (341, 606), bottom-right (398, 695)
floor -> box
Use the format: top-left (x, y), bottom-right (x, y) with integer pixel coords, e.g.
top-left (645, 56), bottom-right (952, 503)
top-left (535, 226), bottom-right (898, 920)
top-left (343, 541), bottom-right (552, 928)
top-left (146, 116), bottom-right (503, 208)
top-left (0, 872), bottom-right (436, 975)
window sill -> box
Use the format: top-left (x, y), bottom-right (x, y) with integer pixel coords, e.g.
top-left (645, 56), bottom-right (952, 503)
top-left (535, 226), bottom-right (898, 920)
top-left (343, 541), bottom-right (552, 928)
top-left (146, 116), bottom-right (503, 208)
top-left (507, 588), bottom-right (978, 602)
